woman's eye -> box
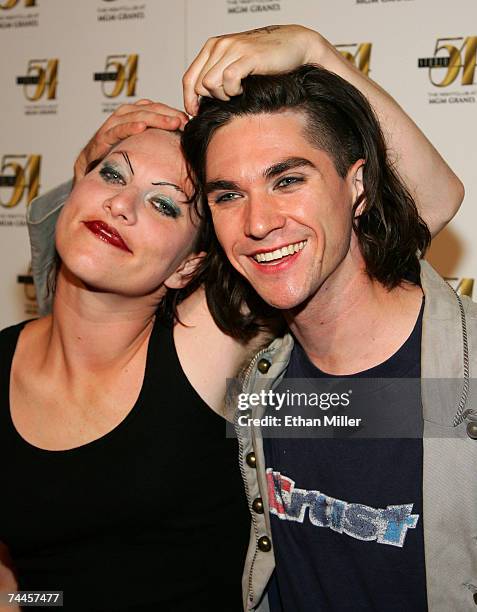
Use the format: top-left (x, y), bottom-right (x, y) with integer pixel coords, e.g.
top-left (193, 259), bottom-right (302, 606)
top-left (150, 197), bottom-right (180, 218)
top-left (99, 165), bottom-right (125, 185)
top-left (276, 176), bottom-right (303, 188)
top-left (214, 192), bottom-right (241, 204)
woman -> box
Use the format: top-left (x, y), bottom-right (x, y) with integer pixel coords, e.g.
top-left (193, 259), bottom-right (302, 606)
top-left (0, 128), bottom-right (257, 611)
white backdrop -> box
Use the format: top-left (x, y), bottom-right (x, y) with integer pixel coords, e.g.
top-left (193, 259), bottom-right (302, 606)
top-left (1, 0), bottom-right (476, 328)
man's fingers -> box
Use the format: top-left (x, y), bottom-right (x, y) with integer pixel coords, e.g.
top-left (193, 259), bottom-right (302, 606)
top-left (183, 39), bottom-right (216, 115)
top-left (183, 35), bottom-right (261, 109)
top-left (102, 122), bottom-right (147, 148)
top-left (89, 114), bottom-right (183, 158)
top-left (139, 102), bottom-right (187, 124)
top-left (110, 111), bottom-right (183, 131)
top-left (124, 113), bottom-right (182, 131)
top-left (112, 103), bottom-right (146, 117)
top-left (90, 114), bottom-right (182, 158)
top-left (215, 55), bottom-right (255, 97)
top-left (188, 52), bottom-right (253, 103)
top-left (196, 54), bottom-right (241, 100)
top-left (192, 53), bottom-right (226, 97)
top-left (111, 101), bottom-right (186, 122)
top-left (99, 112), bottom-right (183, 144)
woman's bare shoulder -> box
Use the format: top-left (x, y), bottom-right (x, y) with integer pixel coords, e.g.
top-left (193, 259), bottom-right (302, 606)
top-left (173, 288), bottom-right (276, 415)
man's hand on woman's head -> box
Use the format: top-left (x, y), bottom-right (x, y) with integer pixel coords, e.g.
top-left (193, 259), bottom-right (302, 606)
top-left (182, 24), bottom-right (319, 115)
top-left (74, 99), bottom-right (189, 182)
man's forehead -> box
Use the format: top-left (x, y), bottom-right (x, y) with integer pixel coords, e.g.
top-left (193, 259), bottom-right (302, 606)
top-left (209, 109), bottom-right (308, 143)
top-left (205, 117), bottom-right (332, 184)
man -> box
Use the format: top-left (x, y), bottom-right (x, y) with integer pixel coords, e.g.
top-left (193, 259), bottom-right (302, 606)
top-left (21, 25), bottom-right (467, 612)
top-left (181, 65), bottom-right (477, 611)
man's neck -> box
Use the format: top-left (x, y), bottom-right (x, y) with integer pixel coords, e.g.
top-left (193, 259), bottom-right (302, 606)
top-left (286, 265), bottom-right (423, 376)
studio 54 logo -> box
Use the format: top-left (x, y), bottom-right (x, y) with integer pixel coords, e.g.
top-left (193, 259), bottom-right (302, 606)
top-left (16, 58), bottom-right (58, 115)
top-left (335, 43), bottom-right (372, 76)
top-left (0, 0), bottom-right (38, 29)
top-left (226, 0), bottom-right (282, 15)
top-left (97, 1), bottom-right (146, 22)
top-left (418, 36), bottom-right (477, 105)
top-left (0, 154), bottom-right (41, 226)
top-left (94, 54), bottom-right (139, 113)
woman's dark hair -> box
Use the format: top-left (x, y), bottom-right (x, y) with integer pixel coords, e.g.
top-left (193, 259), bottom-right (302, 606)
top-left (182, 64), bottom-right (431, 338)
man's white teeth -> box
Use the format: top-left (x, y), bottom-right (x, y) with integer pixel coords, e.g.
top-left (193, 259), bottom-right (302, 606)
top-left (254, 240), bottom-right (306, 263)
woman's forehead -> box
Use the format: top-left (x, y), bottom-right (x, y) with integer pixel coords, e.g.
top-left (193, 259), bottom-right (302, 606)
top-left (110, 129), bottom-right (187, 179)
top-left (115, 127), bottom-right (181, 153)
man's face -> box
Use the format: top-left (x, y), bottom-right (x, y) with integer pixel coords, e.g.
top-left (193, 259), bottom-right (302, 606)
top-left (205, 111), bottom-right (363, 310)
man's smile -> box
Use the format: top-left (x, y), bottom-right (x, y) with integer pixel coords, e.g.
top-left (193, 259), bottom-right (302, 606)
top-left (251, 240), bottom-right (307, 264)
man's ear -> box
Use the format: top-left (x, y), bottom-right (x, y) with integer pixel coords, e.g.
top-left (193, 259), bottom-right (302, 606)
top-left (348, 160), bottom-right (365, 217)
top-left (164, 251), bottom-right (206, 290)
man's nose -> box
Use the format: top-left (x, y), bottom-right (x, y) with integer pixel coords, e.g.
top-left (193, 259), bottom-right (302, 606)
top-left (103, 188), bottom-right (138, 224)
top-left (244, 193), bottom-right (286, 239)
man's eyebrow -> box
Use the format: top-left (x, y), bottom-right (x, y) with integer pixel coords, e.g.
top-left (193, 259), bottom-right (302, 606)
top-left (204, 179), bottom-right (241, 195)
top-left (264, 157), bottom-right (315, 179)
top-left (205, 158), bottom-right (315, 195)
top-left (151, 181), bottom-right (187, 196)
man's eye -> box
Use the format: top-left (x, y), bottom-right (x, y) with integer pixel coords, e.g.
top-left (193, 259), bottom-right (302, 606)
top-left (276, 176), bottom-right (304, 188)
top-left (99, 165), bottom-right (125, 185)
top-left (150, 197), bottom-right (180, 219)
top-left (214, 192), bottom-right (241, 204)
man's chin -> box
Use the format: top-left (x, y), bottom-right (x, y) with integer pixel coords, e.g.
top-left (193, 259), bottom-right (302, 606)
top-left (252, 288), bottom-right (306, 311)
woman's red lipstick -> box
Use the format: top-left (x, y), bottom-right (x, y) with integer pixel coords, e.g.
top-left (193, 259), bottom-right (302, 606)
top-left (83, 220), bottom-right (132, 253)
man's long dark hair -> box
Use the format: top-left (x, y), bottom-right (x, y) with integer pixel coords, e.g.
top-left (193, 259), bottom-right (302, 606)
top-left (183, 64), bottom-right (431, 340)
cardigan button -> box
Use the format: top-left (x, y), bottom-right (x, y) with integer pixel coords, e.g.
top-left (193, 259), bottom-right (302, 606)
top-left (252, 497), bottom-right (264, 514)
top-left (257, 358), bottom-right (271, 374)
top-left (258, 536), bottom-right (272, 552)
top-left (466, 421), bottom-right (477, 440)
top-left (246, 452), bottom-right (257, 468)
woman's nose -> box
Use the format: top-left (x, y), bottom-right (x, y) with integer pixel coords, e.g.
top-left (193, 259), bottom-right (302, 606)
top-left (102, 189), bottom-right (138, 224)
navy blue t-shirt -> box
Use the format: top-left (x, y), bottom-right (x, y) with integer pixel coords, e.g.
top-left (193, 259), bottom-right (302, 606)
top-left (264, 300), bottom-right (427, 611)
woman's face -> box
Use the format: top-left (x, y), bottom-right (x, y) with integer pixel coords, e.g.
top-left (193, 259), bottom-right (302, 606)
top-left (56, 129), bottom-right (199, 300)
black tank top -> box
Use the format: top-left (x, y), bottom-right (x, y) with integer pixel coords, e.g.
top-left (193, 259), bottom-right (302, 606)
top-left (0, 318), bottom-right (249, 611)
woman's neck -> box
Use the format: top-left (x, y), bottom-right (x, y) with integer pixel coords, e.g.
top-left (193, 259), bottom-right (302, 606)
top-left (43, 267), bottom-right (160, 374)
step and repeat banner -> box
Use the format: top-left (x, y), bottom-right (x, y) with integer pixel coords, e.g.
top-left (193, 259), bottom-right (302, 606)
top-left (0, 0), bottom-right (476, 328)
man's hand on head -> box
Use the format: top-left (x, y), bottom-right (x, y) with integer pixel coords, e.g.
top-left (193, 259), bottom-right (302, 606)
top-left (182, 24), bottom-right (319, 116)
top-left (73, 99), bottom-right (189, 182)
